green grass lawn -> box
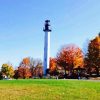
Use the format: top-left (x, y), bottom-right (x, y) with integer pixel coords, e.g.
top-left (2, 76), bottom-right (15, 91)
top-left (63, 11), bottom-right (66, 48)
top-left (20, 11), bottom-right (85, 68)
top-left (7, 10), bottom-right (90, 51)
top-left (0, 79), bottom-right (100, 100)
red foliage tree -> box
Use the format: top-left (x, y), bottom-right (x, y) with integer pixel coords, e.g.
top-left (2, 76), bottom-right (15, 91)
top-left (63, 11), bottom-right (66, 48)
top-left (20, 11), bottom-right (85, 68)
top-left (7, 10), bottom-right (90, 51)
top-left (85, 34), bottom-right (100, 76)
top-left (17, 65), bottom-right (31, 79)
top-left (33, 66), bottom-right (43, 78)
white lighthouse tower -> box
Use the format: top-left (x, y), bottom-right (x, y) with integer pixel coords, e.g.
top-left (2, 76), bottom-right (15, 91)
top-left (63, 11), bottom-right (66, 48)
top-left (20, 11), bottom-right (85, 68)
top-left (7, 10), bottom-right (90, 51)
top-left (43, 20), bottom-right (51, 75)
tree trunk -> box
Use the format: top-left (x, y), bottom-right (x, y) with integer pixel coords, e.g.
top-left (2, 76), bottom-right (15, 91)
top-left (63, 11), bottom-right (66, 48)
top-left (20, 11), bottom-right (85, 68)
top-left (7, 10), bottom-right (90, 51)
top-left (64, 67), bottom-right (67, 78)
top-left (96, 67), bottom-right (99, 77)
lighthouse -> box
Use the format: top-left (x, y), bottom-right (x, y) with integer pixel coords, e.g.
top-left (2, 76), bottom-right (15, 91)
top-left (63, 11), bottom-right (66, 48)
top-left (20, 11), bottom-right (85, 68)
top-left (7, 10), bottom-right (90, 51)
top-left (43, 20), bottom-right (51, 75)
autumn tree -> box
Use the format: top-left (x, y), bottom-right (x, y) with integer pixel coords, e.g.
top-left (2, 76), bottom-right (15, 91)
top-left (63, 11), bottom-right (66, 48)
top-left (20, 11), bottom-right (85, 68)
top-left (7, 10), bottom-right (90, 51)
top-left (32, 59), bottom-right (43, 78)
top-left (49, 57), bottom-right (57, 75)
top-left (33, 66), bottom-right (43, 78)
top-left (17, 57), bottom-right (31, 79)
top-left (1, 63), bottom-right (14, 78)
top-left (56, 44), bottom-right (84, 78)
top-left (85, 33), bottom-right (100, 76)
top-left (16, 57), bottom-right (43, 78)
top-left (17, 66), bottom-right (31, 79)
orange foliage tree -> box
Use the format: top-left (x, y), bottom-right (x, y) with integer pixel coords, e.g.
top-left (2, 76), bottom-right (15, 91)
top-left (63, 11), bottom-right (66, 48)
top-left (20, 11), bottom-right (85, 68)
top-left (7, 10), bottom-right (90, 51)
top-left (22, 57), bottom-right (30, 66)
top-left (49, 57), bottom-right (57, 74)
top-left (17, 57), bottom-right (31, 79)
top-left (56, 44), bottom-right (84, 78)
top-left (17, 66), bottom-right (31, 79)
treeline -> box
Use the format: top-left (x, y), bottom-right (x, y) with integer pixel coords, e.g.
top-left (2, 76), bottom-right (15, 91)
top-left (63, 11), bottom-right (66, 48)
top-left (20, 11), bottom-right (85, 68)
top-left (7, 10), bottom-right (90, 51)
top-left (49, 33), bottom-right (100, 79)
top-left (0, 58), bottom-right (43, 79)
top-left (0, 33), bottom-right (100, 79)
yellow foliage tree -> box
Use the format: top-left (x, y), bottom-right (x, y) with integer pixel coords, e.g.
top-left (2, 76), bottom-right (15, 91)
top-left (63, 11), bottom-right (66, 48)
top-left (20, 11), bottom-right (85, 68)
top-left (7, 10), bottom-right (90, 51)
top-left (1, 63), bottom-right (14, 78)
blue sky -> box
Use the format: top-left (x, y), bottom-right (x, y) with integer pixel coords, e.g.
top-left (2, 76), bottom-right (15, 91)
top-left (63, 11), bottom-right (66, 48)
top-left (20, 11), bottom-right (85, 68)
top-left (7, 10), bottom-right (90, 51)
top-left (0, 0), bottom-right (100, 68)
